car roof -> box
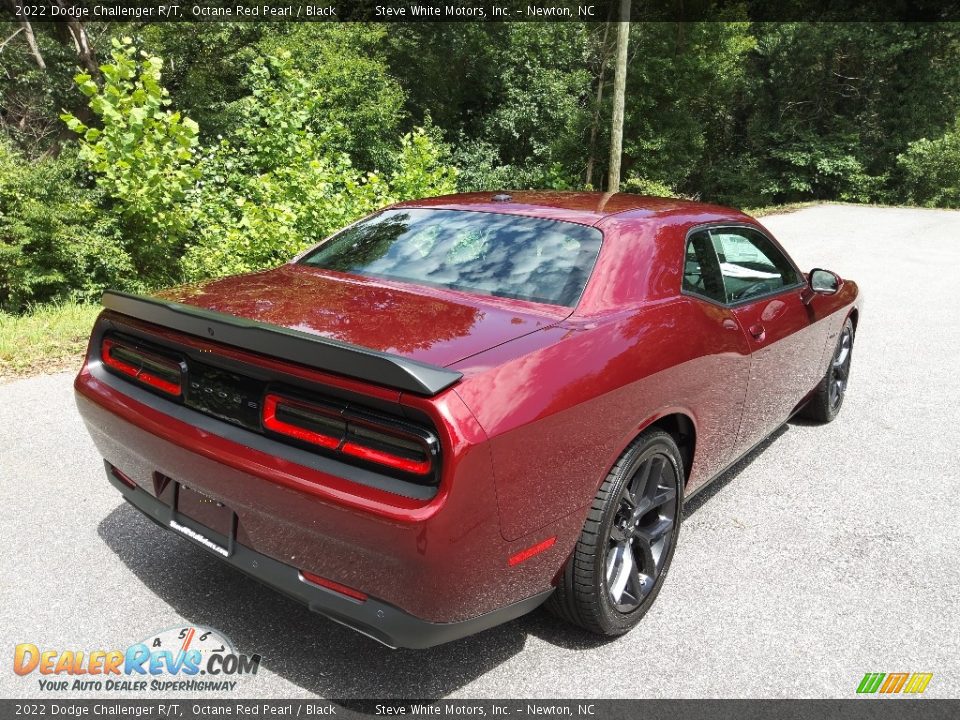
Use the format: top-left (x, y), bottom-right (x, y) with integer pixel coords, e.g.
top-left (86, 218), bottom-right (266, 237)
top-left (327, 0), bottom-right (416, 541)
top-left (392, 191), bottom-right (752, 227)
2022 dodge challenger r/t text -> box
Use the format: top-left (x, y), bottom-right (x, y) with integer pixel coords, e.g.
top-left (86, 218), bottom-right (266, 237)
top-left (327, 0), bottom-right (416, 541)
top-left (75, 192), bottom-right (861, 648)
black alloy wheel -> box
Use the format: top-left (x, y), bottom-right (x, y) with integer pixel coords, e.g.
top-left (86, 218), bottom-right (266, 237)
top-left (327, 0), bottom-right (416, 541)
top-left (829, 323), bottom-right (853, 410)
top-left (606, 453), bottom-right (678, 612)
top-left (801, 316), bottom-right (856, 423)
top-left (548, 429), bottom-right (684, 636)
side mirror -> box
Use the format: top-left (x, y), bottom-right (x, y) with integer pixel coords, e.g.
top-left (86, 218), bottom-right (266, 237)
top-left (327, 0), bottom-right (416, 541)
top-left (803, 268), bottom-right (841, 303)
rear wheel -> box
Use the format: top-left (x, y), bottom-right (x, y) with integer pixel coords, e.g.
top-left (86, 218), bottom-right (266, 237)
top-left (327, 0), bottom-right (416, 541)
top-left (547, 429), bottom-right (683, 636)
top-left (800, 317), bottom-right (855, 423)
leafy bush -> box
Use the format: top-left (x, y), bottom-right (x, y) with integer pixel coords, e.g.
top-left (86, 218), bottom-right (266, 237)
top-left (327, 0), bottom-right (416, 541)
top-left (55, 44), bottom-right (457, 288)
top-left (752, 137), bottom-right (886, 205)
top-left (622, 177), bottom-right (680, 198)
top-left (180, 52), bottom-right (456, 281)
top-left (898, 120), bottom-right (960, 208)
top-left (253, 25), bottom-right (407, 169)
top-left (60, 37), bottom-right (200, 284)
top-left (0, 141), bottom-right (136, 313)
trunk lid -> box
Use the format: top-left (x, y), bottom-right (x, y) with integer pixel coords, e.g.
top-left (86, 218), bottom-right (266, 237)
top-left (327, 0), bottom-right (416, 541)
top-left (156, 264), bottom-right (566, 369)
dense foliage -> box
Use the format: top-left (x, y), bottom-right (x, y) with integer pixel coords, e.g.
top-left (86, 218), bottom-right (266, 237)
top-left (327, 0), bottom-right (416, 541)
top-left (61, 38), bottom-right (201, 285)
top-left (1, 21), bottom-right (959, 312)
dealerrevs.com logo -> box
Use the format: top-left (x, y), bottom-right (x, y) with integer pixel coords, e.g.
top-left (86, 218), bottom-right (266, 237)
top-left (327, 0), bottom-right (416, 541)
top-left (13, 626), bottom-right (261, 693)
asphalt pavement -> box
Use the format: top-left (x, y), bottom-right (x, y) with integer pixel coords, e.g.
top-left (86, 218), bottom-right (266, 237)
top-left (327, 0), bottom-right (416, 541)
top-left (1, 204), bottom-right (958, 699)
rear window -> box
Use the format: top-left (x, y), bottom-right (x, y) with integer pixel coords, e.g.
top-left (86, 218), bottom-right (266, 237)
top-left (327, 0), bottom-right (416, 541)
top-left (299, 208), bottom-right (603, 307)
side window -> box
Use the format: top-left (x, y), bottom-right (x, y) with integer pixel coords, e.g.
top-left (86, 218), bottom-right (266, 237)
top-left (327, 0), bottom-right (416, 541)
top-left (682, 230), bottom-right (726, 304)
top-left (710, 228), bottom-right (799, 303)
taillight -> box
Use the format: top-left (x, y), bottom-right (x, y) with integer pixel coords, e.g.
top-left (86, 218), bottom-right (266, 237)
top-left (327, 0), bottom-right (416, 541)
top-left (340, 433), bottom-right (430, 475)
top-left (101, 336), bottom-right (183, 397)
top-left (262, 393), bottom-right (343, 450)
top-left (262, 392), bottom-right (438, 479)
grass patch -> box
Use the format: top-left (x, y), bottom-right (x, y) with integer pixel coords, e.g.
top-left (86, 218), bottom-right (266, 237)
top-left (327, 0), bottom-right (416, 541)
top-left (742, 199), bottom-right (954, 217)
top-left (743, 201), bottom-right (822, 218)
top-left (0, 302), bottom-right (101, 381)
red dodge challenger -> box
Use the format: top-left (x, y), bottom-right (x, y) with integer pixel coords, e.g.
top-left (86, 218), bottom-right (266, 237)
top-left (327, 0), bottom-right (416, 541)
top-left (75, 192), bottom-right (861, 648)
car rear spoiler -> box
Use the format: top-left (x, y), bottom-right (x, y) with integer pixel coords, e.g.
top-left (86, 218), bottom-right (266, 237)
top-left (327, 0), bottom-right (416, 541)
top-left (101, 291), bottom-right (463, 396)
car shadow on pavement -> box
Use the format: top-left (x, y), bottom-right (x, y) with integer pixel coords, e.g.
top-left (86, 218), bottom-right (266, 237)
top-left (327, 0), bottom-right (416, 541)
top-left (97, 503), bottom-right (594, 699)
top-left (96, 423), bottom-right (793, 699)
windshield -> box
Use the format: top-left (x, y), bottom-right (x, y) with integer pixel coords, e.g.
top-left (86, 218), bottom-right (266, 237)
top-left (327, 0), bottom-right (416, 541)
top-left (299, 208), bottom-right (603, 307)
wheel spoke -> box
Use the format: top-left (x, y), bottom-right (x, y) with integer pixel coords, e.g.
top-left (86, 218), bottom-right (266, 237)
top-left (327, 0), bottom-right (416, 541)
top-left (632, 533), bottom-right (656, 576)
top-left (834, 336), bottom-right (850, 367)
top-left (627, 458), bottom-right (654, 507)
top-left (636, 517), bottom-right (673, 548)
top-left (650, 483), bottom-right (677, 511)
top-left (624, 562), bottom-right (649, 603)
top-left (642, 456), bottom-right (666, 504)
top-left (606, 542), bottom-right (634, 603)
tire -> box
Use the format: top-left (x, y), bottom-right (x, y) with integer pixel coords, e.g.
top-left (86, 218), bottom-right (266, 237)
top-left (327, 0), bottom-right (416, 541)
top-left (800, 317), bottom-right (855, 424)
top-left (547, 429), bottom-right (683, 636)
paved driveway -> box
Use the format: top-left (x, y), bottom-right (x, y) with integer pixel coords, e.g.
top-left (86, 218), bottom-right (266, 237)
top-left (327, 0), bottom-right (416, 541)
top-left (1, 205), bottom-right (958, 699)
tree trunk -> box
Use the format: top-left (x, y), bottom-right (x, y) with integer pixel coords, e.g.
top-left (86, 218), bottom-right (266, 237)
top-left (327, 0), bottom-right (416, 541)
top-left (8, 0), bottom-right (46, 71)
top-left (585, 20), bottom-right (612, 188)
top-left (607, 0), bottom-right (630, 193)
top-left (19, 21), bottom-right (45, 70)
top-left (53, 0), bottom-right (99, 78)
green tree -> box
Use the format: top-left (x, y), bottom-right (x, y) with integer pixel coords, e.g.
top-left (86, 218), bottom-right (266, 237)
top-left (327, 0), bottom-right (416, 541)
top-left (898, 118), bottom-right (960, 208)
top-left (618, 22), bottom-right (755, 197)
top-left (60, 37), bottom-right (200, 284)
top-left (0, 140), bottom-right (135, 312)
top-left (181, 52), bottom-right (456, 280)
top-left (728, 23), bottom-right (960, 205)
top-left (139, 24), bottom-right (407, 170)
top-left (386, 23), bottom-right (594, 190)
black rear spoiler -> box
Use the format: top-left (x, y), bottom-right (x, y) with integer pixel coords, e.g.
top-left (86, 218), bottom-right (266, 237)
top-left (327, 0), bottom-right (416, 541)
top-left (101, 291), bottom-right (463, 396)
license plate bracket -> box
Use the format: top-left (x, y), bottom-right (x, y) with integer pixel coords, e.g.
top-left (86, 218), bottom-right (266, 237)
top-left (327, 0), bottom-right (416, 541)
top-left (169, 482), bottom-right (237, 557)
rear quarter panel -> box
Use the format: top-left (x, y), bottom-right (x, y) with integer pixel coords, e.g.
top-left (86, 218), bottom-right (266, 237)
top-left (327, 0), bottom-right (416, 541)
top-left (453, 298), bottom-right (752, 541)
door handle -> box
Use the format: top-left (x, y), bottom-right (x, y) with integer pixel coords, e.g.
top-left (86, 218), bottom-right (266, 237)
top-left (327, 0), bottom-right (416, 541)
top-left (748, 323), bottom-right (766, 341)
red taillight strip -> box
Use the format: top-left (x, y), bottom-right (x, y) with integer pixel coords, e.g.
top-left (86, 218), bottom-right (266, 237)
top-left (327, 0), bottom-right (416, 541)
top-left (341, 440), bottom-right (432, 475)
top-left (299, 570), bottom-right (368, 602)
top-left (262, 394), bottom-right (341, 449)
top-left (508, 536), bottom-right (557, 566)
top-left (77, 371), bottom-right (437, 521)
top-left (263, 392), bottom-right (435, 477)
top-left (101, 337), bottom-right (181, 396)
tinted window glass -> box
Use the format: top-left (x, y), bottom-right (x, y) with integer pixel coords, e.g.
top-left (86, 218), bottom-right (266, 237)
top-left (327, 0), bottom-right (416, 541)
top-left (710, 228), bottom-right (799, 303)
top-left (300, 209), bottom-right (603, 307)
top-left (683, 230), bottom-right (726, 303)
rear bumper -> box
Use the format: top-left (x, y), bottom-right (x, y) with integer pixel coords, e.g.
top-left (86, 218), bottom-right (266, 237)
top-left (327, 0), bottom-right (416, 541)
top-left (107, 463), bottom-right (551, 649)
top-left (75, 356), bottom-right (574, 645)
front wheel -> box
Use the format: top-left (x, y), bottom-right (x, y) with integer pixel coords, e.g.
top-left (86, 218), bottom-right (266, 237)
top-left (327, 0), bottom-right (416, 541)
top-left (547, 429), bottom-right (683, 636)
top-left (800, 317), bottom-right (855, 423)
